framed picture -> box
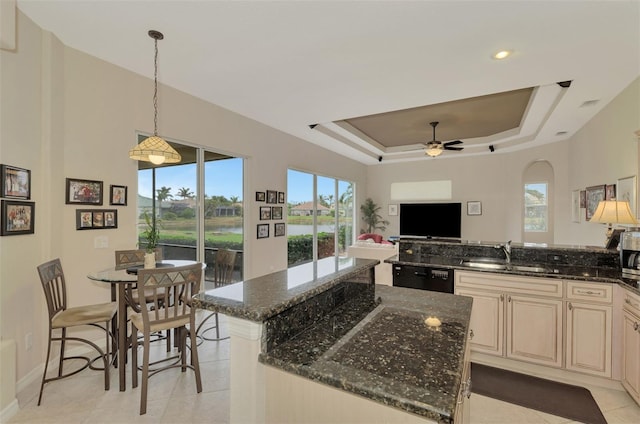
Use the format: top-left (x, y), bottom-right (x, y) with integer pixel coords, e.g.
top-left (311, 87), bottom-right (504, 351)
top-left (272, 206), bottom-right (283, 220)
top-left (467, 201), bottom-right (482, 216)
top-left (274, 222), bottom-right (285, 237)
top-left (66, 178), bottom-right (103, 205)
top-left (388, 204), bottom-right (398, 216)
top-left (585, 185), bottom-right (606, 221)
top-left (1, 164), bottom-right (31, 199)
top-left (571, 190), bottom-right (581, 223)
top-left (278, 192), bottom-right (285, 203)
top-left (580, 190), bottom-right (586, 208)
top-left (617, 175), bottom-right (637, 216)
top-left (266, 190), bottom-right (277, 204)
top-left (1, 200), bottom-right (35, 236)
top-left (256, 191), bottom-right (266, 202)
top-left (76, 209), bottom-right (117, 230)
top-left (260, 206), bottom-right (271, 220)
top-left (605, 184), bottom-right (616, 200)
top-left (110, 185), bottom-right (127, 206)
top-left (257, 223), bottom-right (269, 239)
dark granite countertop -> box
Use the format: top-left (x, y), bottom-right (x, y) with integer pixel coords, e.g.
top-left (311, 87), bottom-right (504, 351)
top-left (260, 285), bottom-right (473, 424)
top-left (192, 257), bottom-right (379, 322)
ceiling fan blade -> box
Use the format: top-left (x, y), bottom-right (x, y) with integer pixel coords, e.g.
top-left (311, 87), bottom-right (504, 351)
top-left (444, 146), bottom-right (464, 151)
top-left (443, 140), bottom-right (463, 147)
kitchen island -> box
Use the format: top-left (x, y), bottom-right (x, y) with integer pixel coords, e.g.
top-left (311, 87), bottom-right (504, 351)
top-left (193, 257), bottom-right (473, 424)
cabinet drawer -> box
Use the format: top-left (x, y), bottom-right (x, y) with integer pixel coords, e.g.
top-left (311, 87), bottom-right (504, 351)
top-left (623, 290), bottom-right (640, 316)
top-left (566, 281), bottom-right (613, 304)
top-left (455, 270), bottom-right (563, 298)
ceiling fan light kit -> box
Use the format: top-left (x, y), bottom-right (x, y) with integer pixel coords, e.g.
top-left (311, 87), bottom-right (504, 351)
top-left (423, 121), bottom-right (464, 157)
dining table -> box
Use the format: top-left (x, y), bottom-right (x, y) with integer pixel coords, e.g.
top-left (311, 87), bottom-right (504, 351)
top-left (87, 259), bottom-right (200, 391)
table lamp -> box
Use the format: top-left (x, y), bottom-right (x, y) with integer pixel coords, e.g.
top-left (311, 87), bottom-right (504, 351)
top-left (589, 200), bottom-right (639, 249)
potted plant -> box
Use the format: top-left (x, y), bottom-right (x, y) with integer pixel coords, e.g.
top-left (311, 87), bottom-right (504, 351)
top-left (140, 212), bottom-right (160, 268)
top-left (360, 197), bottom-right (390, 234)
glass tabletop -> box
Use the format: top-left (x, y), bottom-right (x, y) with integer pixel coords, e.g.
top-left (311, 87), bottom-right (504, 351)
top-left (87, 260), bottom-right (199, 283)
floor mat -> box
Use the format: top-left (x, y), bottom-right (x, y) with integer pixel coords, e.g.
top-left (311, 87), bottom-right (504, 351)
top-left (471, 363), bottom-right (607, 424)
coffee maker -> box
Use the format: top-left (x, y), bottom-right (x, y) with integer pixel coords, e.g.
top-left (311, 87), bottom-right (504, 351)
top-left (621, 231), bottom-right (640, 276)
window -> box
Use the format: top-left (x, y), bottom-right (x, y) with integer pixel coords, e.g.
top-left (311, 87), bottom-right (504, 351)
top-left (287, 169), bottom-right (355, 266)
top-left (522, 160), bottom-right (554, 245)
top-left (524, 182), bottom-right (548, 232)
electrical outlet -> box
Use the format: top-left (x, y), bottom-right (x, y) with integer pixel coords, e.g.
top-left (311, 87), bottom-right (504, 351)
top-left (94, 236), bottom-right (109, 249)
top-left (25, 332), bottom-right (33, 351)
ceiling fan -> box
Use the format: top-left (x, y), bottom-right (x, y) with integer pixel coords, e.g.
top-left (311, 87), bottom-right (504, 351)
top-left (424, 121), bottom-right (464, 157)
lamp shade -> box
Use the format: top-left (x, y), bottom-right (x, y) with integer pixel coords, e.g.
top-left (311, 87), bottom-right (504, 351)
top-left (425, 143), bottom-right (443, 157)
top-left (589, 200), bottom-right (638, 225)
top-left (129, 135), bottom-right (181, 165)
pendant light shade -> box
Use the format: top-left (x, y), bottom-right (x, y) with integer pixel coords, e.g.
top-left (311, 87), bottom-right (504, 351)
top-left (129, 30), bottom-right (181, 165)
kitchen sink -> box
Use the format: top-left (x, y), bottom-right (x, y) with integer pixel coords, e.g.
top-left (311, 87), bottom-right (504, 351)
top-left (460, 258), bottom-right (553, 274)
top-left (461, 261), bottom-right (507, 270)
top-left (509, 265), bottom-right (552, 273)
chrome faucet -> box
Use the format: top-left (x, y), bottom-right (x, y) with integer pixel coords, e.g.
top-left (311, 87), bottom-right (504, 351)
top-left (495, 240), bottom-right (512, 263)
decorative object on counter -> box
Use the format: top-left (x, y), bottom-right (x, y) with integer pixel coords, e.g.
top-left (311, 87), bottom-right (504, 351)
top-left (257, 223), bottom-right (269, 239)
top-left (109, 185), bottom-right (127, 206)
top-left (274, 222), bottom-right (285, 237)
top-left (585, 185), bottom-right (606, 220)
top-left (129, 30), bottom-right (181, 165)
top-left (617, 175), bottom-right (637, 216)
top-left (360, 197), bottom-right (389, 233)
top-left (424, 316), bottom-right (441, 328)
top-left (140, 212), bottom-right (160, 268)
top-left (260, 206), bottom-right (271, 220)
top-left (75, 209), bottom-right (117, 230)
top-left (1, 200), bottom-right (35, 236)
top-left (589, 200), bottom-right (638, 249)
top-left (388, 204), bottom-right (397, 216)
top-left (65, 178), bottom-right (103, 205)
top-left (1, 164), bottom-right (30, 199)
top-left (605, 184), bottom-right (616, 200)
top-left (467, 200), bottom-right (482, 216)
top-left (471, 363), bottom-right (607, 424)
top-left (266, 190), bottom-right (277, 204)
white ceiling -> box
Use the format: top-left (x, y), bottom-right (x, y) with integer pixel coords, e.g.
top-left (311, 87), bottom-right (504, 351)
top-left (16, 0), bottom-right (640, 165)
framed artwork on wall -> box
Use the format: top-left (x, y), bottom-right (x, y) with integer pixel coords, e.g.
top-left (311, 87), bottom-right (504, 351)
top-left (467, 201), bottom-right (482, 216)
top-left (65, 178), bottom-right (103, 205)
top-left (274, 222), bottom-right (285, 237)
top-left (256, 191), bottom-right (266, 202)
top-left (257, 223), bottom-right (269, 239)
top-left (585, 185), bottom-right (606, 221)
top-left (1, 164), bottom-right (31, 199)
top-left (605, 184), bottom-right (616, 200)
top-left (272, 206), bottom-right (283, 220)
top-left (1, 200), bottom-right (35, 236)
top-left (267, 190), bottom-right (277, 204)
top-left (76, 209), bottom-right (118, 230)
top-left (260, 206), bottom-right (271, 220)
top-left (110, 185), bottom-right (127, 206)
top-left (388, 204), bottom-right (398, 216)
top-left (617, 175), bottom-right (637, 216)
top-left (278, 192), bottom-right (285, 203)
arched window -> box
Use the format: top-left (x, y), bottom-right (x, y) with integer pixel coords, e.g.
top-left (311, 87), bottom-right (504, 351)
top-left (523, 160), bottom-right (554, 245)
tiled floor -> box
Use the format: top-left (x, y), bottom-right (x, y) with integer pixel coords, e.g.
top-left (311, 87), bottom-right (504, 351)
top-left (7, 312), bottom-right (640, 423)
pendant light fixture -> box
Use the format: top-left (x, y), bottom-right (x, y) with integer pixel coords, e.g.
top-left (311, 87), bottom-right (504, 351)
top-left (129, 30), bottom-right (181, 165)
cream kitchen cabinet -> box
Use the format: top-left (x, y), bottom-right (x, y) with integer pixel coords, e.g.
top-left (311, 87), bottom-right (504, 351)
top-left (622, 289), bottom-right (640, 406)
top-left (565, 281), bottom-right (613, 378)
top-left (455, 271), bottom-right (563, 368)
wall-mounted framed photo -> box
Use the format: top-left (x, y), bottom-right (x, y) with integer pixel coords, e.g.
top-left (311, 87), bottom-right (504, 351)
top-left (605, 184), bottom-right (616, 200)
top-left (66, 178), bottom-right (103, 205)
top-left (272, 206), bottom-right (283, 220)
top-left (388, 204), bottom-right (398, 216)
top-left (278, 192), bottom-right (285, 203)
top-left (260, 206), bottom-right (271, 220)
top-left (467, 201), bottom-right (482, 216)
top-left (585, 185), bottom-right (606, 221)
top-left (267, 190), bottom-right (277, 204)
top-left (274, 222), bottom-right (285, 237)
top-left (1, 200), bottom-right (35, 236)
top-left (110, 185), bottom-right (127, 206)
top-left (76, 209), bottom-right (117, 230)
top-left (1, 164), bottom-right (31, 199)
top-left (256, 191), bottom-right (266, 202)
top-left (617, 175), bottom-right (637, 217)
top-left (257, 223), bottom-right (269, 239)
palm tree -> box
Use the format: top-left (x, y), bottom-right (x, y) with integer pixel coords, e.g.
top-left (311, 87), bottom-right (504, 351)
top-left (177, 187), bottom-right (194, 199)
top-left (360, 197), bottom-right (389, 233)
top-left (156, 186), bottom-right (173, 217)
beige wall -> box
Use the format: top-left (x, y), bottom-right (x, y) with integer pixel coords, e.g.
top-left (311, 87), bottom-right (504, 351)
top-left (366, 77), bottom-right (639, 246)
top-left (1, 8), bottom-right (639, 400)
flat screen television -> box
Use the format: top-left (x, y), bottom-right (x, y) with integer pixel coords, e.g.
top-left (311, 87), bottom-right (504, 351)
top-left (399, 203), bottom-right (461, 238)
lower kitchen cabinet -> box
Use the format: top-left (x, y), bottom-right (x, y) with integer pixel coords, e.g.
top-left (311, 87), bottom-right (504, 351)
top-left (455, 287), bottom-right (503, 356)
top-left (622, 290), bottom-right (640, 406)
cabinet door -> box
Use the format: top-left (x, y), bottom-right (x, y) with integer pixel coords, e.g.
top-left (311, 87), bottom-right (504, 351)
top-left (622, 310), bottom-right (640, 403)
top-left (506, 294), bottom-right (563, 367)
top-left (566, 301), bottom-right (612, 377)
top-left (455, 288), bottom-right (503, 356)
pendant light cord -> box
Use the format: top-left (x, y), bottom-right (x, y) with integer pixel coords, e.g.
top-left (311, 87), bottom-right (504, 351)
top-left (153, 36), bottom-right (159, 137)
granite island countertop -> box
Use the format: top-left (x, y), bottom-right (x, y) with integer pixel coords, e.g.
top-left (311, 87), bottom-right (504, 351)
top-left (259, 285), bottom-right (473, 423)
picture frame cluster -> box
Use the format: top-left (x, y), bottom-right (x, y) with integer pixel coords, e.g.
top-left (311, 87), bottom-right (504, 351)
top-left (255, 189), bottom-right (286, 239)
top-left (1, 164), bottom-right (34, 236)
top-left (66, 177), bottom-right (127, 230)
top-left (572, 175), bottom-right (636, 223)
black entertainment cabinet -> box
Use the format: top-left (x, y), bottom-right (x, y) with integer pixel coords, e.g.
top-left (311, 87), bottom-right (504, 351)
top-left (392, 264), bottom-right (454, 294)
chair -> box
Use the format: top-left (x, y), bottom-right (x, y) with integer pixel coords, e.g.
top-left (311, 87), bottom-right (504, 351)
top-left (36, 258), bottom-right (117, 406)
top-left (130, 263), bottom-right (203, 415)
top-left (196, 249), bottom-right (237, 341)
top-left (114, 249), bottom-right (171, 351)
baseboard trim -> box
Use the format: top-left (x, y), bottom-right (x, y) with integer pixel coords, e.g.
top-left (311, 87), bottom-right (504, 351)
top-left (0, 398), bottom-right (19, 422)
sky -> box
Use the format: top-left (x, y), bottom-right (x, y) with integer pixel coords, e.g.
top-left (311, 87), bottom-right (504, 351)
top-left (137, 158), bottom-right (345, 203)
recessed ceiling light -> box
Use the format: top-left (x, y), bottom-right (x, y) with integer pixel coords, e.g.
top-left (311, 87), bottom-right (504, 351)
top-left (492, 50), bottom-right (513, 60)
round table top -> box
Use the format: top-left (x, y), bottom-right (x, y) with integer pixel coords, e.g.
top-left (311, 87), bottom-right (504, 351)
top-left (88, 260), bottom-right (200, 283)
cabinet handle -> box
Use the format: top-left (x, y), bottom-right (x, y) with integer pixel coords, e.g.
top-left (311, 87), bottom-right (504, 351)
top-left (576, 289), bottom-right (597, 295)
top-left (470, 329), bottom-right (474, 340)
top-left (626, 298), bottom-right (640, 309)
top-left (635, 322), bottom-right (639, 332)
top-left (508, 295), bottom-right (512, 303)
top-left (500, 294), bottom-right (504, 302)
top-left (568, 302), bottom-right (573, 311)
top-left (458, 377), bottom-right (472, 403)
